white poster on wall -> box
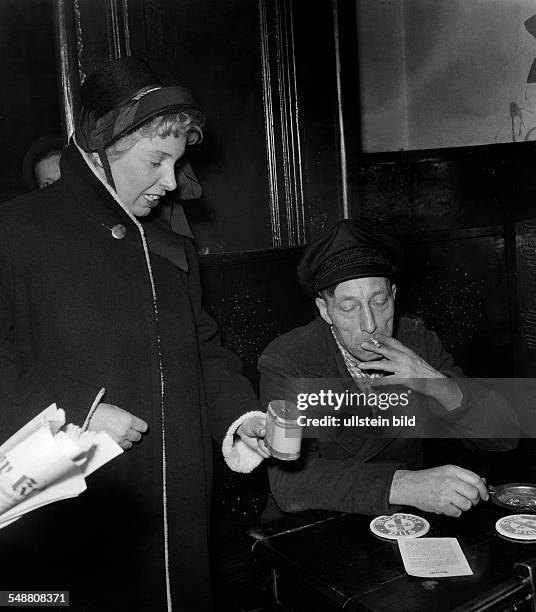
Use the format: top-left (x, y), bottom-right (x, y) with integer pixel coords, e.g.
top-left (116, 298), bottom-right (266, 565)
top-left (357, 0), bottom-right (536, 151)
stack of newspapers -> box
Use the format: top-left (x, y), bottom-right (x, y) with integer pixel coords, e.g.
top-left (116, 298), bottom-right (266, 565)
top-left (0, 404), bottom-right (122, 529)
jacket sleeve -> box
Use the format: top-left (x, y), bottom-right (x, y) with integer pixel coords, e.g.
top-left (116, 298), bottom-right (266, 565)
top-left (0, 222), bottom-right (103, 435)
top-left (267, 439), bottom-right (404, 515)
top-left (184, 238), bottom-right (262, 444)
top-left (416, 323), bottom-right (518, 451)
top-left (259, 345), bottom-right (404, 514)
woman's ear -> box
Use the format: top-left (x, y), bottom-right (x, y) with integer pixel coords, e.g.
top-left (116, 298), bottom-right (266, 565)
top-left (88, 152), bottom-right (107, 182)
top-left (89, 152), bottom-right (103, 169)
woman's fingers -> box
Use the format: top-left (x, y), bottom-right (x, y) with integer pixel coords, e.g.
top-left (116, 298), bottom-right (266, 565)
top-left (126, 429), bottom-right (143, 443)
top-left (131, 416), bottom-right (149, 433)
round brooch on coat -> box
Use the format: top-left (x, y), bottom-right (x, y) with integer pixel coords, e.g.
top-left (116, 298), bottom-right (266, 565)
top-left (370, 513), bottom-right (430, 540)
top-left (111, 224), bottom-right (127, 239)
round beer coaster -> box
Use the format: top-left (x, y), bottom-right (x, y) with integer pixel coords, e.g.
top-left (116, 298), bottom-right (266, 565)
top-left (495, 514), bottom-right (536, 540)
top-left (369, 513), bottom-right (430, 540)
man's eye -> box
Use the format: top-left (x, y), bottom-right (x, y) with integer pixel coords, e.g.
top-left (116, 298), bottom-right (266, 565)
top-left (372, 298), bottom-right (388, 307)
top-left (150, 161), bottom-right (161, 168)
top-left (340, 304), bottom-right (355, 313)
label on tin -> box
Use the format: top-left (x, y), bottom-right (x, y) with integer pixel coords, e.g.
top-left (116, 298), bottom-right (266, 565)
top-left (265, 400), bottom-right (302, 461)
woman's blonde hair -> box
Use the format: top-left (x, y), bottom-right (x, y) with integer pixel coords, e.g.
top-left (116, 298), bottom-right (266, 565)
top-left (106, 110), bottom-right (204, 161)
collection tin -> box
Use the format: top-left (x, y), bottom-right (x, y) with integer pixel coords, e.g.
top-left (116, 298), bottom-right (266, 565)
top-left (265, 400), bottom-right (302, 461)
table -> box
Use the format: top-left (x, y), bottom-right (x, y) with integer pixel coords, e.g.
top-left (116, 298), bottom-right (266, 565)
top-left (250, 504), bottom-right (536, 611)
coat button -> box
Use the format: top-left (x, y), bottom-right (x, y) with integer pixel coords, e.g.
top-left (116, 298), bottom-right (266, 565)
top-left (111, 224), bottom-right (126, 239)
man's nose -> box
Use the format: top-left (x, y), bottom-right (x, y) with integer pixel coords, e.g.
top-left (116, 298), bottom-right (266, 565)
top-left (359, 305), bottom-right (377, 334)
top-left (160, 166), bottom-right (177, 192)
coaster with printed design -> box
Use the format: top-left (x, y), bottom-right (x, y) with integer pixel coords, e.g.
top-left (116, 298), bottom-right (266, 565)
top-left (370, 513), bottom-right (430, 540)
top-left (495, 514), bottom-right (536, 540)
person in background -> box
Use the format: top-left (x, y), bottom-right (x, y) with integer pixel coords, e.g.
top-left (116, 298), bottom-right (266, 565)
top-left (0, 57), bottom-right (268, 611)
top-left (21, 135), bottom-right (63, 190)
top-left (259, 220), bottom-right (518, 520)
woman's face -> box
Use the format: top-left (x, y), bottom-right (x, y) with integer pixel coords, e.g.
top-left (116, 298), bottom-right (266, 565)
top-left (109, 133), bottom-right (187, 217)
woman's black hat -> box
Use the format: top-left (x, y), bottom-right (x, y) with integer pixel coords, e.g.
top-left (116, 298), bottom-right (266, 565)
top-left (74, 56), bottom-right (205, 196)
top-left (76, 56), bottom-right (204, 153)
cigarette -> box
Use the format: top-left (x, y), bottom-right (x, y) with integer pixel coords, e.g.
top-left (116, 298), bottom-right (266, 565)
top-left (370, 337), bottom-right (382, 348)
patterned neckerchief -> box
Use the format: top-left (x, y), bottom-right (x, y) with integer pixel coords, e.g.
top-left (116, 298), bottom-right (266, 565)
top-left (330, 327), bottom-right (382, 383)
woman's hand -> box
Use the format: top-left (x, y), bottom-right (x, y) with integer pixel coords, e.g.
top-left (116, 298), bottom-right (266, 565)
top-left (87, 402), bottom-right (148, 450)
top-left (236, 414), bottom-right (271, 459)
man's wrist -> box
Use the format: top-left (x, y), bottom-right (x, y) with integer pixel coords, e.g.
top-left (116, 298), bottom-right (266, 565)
top-left (426, 376), bottom-right (462, 411)
top-left (389, 469), bottom-right (411, 505)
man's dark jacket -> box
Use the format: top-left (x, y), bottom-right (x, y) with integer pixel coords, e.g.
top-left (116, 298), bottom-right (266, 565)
top-left (0, 142), bottom-right (258, 611)
top-left (259, 317), bottom-right (517, 516)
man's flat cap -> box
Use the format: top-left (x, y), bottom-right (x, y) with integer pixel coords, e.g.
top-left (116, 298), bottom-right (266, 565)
top-left (298, 220), bottom-right (402, 293)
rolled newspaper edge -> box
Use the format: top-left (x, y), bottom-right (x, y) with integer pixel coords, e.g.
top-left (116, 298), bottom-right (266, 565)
top-left (0, 424), bottom-right (88, 514)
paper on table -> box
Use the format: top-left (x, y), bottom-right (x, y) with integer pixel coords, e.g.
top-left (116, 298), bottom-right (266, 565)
top-left (398, 538), bottom-right (473, 577)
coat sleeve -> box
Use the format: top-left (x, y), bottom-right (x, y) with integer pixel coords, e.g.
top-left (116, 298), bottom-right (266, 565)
top-left (258, 345), bottom-right (404, 514)
top-left (184, 238), bottom-right (262, 444)
top-left (415, 323), bottom-right (518, 451)
top-left (0, 222), bottom-right (103, 435)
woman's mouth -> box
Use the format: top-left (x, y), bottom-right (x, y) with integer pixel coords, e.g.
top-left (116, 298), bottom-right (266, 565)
top-left (143, 194), bottom-right (161, 205)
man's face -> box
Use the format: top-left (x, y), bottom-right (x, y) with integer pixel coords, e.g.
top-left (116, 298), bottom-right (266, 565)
top-left (315, 277), bottom-right (396, 361)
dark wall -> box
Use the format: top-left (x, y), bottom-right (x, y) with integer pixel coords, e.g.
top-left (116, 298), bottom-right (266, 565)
top-left (201, 247), bottom-right (313, 391)
top-left (0, 0), bottom-right (62, 201)
top-left (138, 0), bottom-right (274, 252)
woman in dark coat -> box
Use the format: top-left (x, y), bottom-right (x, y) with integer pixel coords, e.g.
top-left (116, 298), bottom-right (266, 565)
top-left (0, 57), bottom-right (266, 611)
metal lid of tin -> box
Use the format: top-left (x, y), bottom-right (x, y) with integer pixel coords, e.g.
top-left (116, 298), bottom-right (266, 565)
top-left (267, 400), bottom-right (301, 426)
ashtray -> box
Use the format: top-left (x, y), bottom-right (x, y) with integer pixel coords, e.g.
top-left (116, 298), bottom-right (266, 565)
top-left (488, 483), bottom-right (536, 512)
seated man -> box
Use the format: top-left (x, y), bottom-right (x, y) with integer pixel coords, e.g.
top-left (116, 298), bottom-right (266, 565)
top-left (259, 220), bottom-right (518, 518)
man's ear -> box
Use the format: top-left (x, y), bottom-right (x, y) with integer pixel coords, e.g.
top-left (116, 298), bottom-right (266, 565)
top-left (392, 283), bottom-right (397, 301)
top-left (315, 296), bottom-right (333, 326)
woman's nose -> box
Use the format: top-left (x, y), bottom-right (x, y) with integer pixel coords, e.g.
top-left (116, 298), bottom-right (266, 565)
top-left (160, 166), bottom-right (177, 192)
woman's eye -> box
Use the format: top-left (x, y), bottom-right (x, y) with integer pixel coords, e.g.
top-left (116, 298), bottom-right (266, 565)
top-left (150, 161), bottom-right (161, 168)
